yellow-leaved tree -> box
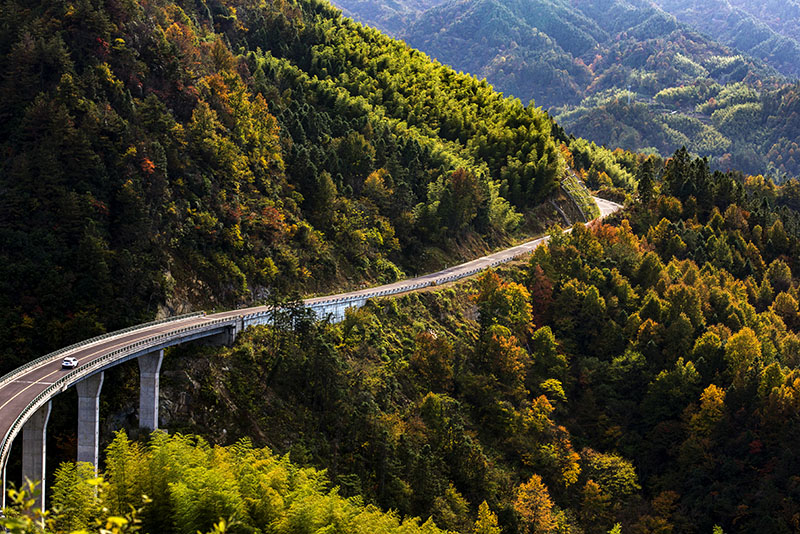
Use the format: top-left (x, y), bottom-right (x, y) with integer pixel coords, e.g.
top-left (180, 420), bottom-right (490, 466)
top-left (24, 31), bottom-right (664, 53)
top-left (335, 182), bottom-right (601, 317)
top-left (514, 474), bottom-right (556, 534)
top-left (474, 501), bottom-right (501, 534)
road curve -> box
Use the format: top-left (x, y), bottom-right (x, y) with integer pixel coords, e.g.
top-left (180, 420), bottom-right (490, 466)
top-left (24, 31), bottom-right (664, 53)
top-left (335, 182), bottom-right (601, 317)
top-left (0, 196), bottom-right (622, 471)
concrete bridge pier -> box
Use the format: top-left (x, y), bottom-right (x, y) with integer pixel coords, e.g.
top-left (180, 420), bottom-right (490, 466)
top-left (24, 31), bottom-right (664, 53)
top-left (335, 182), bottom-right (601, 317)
top-left (138, 350), bottom-right (164, 432)
top-left (202, 324), bottom-right (239, 347)
top-left (76, 372), bottom-right (104, 468)
top-left (21, 401), bottom-right (52, 511)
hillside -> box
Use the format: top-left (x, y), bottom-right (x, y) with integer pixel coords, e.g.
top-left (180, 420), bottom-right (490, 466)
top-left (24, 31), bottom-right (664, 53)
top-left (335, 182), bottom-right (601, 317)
top-left (333, 0), bottom-right (446, 33)
top-left (334, 0), bottom-right (800, 181)
top-left (8, 1), bottom-right (800, 533)
top-left (558, 81), bottom-right (800, 180)
top-left (0, 0), bottom-right (606, 375)
top-left (26, 150), bottom-right (800, 534)
top-left (339, 0), bottom-right (786, 108)
top-left (654, 0), bottom-right (800, 78)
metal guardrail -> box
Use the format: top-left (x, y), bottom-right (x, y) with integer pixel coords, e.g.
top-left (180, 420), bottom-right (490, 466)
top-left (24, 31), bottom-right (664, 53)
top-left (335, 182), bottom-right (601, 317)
top-left (0, 202), bottom-right (622, 472)
top-left (0, 248), bottom-right (541, 464)
top-left (0, 312), bottom-right (204, 393)
top-left (0, 316), bottom-right (233, 470)
top-left (295, 252), bottom-right (525, 313)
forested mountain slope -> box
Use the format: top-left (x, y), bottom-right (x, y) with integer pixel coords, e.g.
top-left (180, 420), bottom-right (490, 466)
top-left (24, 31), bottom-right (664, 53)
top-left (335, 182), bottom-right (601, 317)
top-left (337, 0), bottom-right (785, 108)
top-left (12, 0), bottom-right (800, 533)
top-left (0, 0), bottom-right (594, 375)
top-left (412, 0), bottom-right (783, 107)
top-left (725, 0), bottom-right (800, 43)
top-left (655, 0), bottom-right (800, 78)
top-left (32, 151), bottom-right (800, 534)
top-left (560, 81), bottom-right (800, 180)
top-left (332, 0), bottom-right (446, 33)
top-left (335, 0), bottom-right (800, 181)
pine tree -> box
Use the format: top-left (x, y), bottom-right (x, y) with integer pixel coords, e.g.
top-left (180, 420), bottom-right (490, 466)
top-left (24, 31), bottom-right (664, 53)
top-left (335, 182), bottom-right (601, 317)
top-left (637, 157), bottom-right (656, 205)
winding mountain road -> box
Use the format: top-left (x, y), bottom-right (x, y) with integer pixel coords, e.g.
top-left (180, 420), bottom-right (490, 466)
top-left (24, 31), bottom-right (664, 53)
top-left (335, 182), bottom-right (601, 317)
top-left (0, 196), bottom-right (622, 498)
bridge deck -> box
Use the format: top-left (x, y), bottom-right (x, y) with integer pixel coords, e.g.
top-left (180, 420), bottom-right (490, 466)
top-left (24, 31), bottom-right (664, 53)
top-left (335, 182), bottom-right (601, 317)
top-left (0, 316), bottom-right (211, 449)
top-left (0, 196), bottom-right (622, 471)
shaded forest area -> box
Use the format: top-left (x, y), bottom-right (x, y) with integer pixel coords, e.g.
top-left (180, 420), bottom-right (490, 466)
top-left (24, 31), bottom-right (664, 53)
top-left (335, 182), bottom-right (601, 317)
top-left (655, 0), bottom-right (800, 78)
top-left (30, 153), bottom-right (800, 533)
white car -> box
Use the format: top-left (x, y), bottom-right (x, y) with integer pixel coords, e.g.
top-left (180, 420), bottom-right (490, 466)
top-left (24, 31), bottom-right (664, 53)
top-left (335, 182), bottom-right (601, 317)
top-left (62, 357), bottom-right (78, 369)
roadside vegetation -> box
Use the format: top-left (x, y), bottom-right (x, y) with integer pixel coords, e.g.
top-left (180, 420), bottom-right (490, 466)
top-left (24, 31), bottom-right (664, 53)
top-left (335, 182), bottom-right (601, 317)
top-left (27, 149), bottom-right (794, 533)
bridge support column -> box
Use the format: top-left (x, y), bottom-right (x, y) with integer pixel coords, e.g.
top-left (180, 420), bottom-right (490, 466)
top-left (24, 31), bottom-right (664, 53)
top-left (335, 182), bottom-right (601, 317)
top-left (203, 325), bottom-right (239, 347)
top-left (21, 401), bottom-right (51, 511)
top-left (76, 372), bottom-right (104, 468)
top-left (138, 350), bottom-right (164, 432)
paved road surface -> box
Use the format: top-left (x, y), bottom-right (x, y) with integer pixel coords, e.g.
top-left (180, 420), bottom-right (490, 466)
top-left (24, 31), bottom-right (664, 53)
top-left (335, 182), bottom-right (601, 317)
top-left (0, 196), bottom-right (622, 467)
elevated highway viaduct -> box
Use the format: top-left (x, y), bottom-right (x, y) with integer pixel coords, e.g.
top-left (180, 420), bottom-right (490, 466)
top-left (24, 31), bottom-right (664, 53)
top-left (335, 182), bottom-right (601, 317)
top-left (0, 197), bottom-right (621, 508)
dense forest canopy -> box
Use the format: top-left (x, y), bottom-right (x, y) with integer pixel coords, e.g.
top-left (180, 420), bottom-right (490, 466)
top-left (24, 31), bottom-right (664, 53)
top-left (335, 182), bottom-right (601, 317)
top-left (7, 0), bottom-right (800, 533)
top-left (25, 431), bottom-right (461, 534)
top-left (332, 0), bottom-right (447, 34)
top-left (654, 0), bottom-right (800, 77)
top-left (153, 157), bottom-right (800, 533)
top-left (0, 0), bottom-right (611, 376)
top-left (12, 153), bottom-right (800, 533)
top-left (354, 0), bottom-right (786, 108)
top-left (558, 81), bottom-right (800, 182)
